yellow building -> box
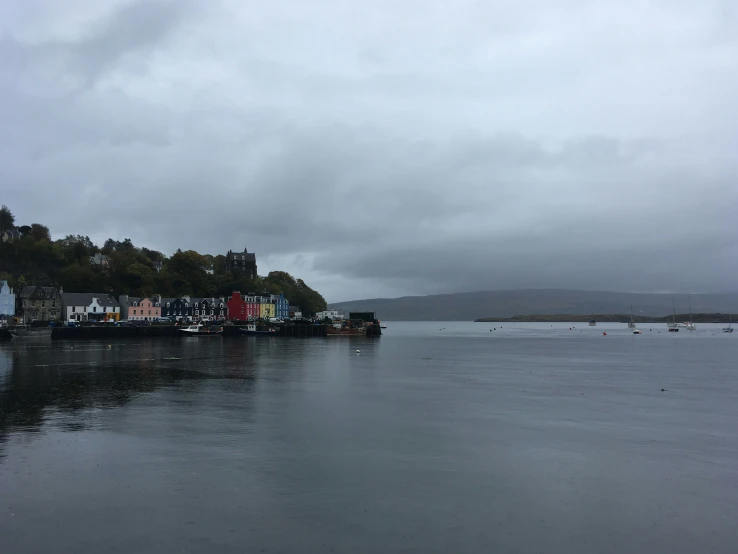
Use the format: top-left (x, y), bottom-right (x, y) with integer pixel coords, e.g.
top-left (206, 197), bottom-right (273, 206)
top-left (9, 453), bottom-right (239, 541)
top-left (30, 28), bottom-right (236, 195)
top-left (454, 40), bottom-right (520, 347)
top-left (259, 299), bottom-right (275, 319)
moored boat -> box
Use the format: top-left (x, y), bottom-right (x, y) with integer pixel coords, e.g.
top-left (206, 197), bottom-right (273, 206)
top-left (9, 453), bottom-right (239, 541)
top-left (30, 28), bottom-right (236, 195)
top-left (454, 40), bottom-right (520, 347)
top-left (8, 325), bottom-right (52, 339)
top-left (240, 324), bottom-right (277, 336)
top-left (627, 305), bottom-right (636, 329)
top-left (178, 324), bottom-right (222, 336)
top-left (668, 300), bottom-right (680, 332)
top-left (326, 320), bottom-right (367, 336)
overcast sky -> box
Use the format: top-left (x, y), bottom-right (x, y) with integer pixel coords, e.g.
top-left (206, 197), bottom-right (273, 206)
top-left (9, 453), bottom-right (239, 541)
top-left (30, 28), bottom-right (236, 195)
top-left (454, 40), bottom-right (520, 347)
top-left (2, 0), bottom-right (736, 301)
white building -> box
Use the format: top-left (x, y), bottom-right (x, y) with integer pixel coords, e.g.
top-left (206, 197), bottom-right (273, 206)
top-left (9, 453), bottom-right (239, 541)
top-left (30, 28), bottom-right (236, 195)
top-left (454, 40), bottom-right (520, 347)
top-left (62, 293), bottom-right (121, 322)
top-left (315, 309), bottom-right (343, 320)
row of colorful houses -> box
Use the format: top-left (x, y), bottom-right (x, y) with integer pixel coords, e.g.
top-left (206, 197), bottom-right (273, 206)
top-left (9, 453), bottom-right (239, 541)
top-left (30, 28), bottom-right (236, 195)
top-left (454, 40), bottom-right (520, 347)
top-left (1, 283), bottom-right (302, 323)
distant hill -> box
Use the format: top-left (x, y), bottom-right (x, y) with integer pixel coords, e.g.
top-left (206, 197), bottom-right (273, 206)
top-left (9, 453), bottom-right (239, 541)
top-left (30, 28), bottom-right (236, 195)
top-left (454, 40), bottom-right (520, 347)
top-left (332, 289), bottom-right (738, 321)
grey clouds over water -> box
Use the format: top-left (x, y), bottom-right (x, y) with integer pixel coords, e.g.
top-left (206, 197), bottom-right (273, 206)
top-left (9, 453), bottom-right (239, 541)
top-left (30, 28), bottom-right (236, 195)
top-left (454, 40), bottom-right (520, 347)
top-left (2, 0), bottom-right (737, 300)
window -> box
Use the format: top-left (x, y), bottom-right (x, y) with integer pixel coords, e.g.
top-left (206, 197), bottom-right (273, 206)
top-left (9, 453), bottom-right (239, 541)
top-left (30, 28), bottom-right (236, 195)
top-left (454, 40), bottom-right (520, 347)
top-left (166, 302), bottom-right (170, 308)
top-left (42, 301), bottom-right (45, 308)
top-left (148, 310), bottom-right (151, 315)
top-left (52, 301), bottom-right (56, 307)
top-left (93, 307), bottom-right (97, 312)
top-left (210, 310), bottom-right (214, 315)
top-left (133, 309), bottom-right (137, 315)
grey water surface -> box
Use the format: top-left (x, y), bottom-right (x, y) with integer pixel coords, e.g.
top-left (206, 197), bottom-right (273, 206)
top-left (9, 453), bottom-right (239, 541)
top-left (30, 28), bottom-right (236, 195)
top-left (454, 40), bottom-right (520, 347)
top-left (1, 322), bottom-right (736, 553)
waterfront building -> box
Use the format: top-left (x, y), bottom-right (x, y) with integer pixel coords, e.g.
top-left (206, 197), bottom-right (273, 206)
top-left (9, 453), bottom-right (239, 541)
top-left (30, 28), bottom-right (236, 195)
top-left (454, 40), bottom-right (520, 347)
top-left (0, 280), bottom-right (15, 316)
top-left (17, 286), bottom-right (62, 322)
top-left (62, 293), bottom-right (121, 322)
top-left (272, 293), bottom-right (289, 319)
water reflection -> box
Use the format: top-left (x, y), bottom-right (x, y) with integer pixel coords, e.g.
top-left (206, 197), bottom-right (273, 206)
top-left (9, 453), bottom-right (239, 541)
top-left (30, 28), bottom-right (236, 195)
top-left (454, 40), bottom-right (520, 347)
top-left (0, 340), bottom-right (264, 443)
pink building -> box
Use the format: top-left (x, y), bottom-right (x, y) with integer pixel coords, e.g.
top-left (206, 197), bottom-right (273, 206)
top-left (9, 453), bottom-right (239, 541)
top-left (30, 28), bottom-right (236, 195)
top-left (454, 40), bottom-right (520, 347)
top-left (129, 297), bottom-right (161, 321)
top-left (245, 295), bottom-right (260, 319)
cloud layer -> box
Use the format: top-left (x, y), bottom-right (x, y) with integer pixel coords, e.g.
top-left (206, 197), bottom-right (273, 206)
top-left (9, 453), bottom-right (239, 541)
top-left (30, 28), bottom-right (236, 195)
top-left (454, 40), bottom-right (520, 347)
top-left (2, 0), bottom-right (736, 300)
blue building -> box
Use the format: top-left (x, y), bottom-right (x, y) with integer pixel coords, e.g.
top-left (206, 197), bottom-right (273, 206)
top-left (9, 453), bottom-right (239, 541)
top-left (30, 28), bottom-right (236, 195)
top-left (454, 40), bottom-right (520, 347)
top-left (272, 293), bottom-right (290, 319)
top-left (0, 280), bottom-right (15, 316)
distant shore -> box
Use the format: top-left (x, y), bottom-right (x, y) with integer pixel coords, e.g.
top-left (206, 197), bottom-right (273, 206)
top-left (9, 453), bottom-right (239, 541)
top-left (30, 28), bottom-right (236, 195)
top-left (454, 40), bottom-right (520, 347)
top-left (475, 313), bottom-right (735, 323)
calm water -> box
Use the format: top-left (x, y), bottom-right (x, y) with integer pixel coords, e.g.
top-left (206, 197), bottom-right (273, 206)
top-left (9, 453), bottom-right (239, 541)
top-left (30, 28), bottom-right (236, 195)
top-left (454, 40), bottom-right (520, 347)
top-left (1, 322), bottom-right (736, 553)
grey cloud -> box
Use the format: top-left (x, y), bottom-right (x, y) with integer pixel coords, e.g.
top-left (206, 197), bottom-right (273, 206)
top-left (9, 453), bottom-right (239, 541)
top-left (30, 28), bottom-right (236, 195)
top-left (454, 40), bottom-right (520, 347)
top-left (1, 0), bottom-right (737, 301)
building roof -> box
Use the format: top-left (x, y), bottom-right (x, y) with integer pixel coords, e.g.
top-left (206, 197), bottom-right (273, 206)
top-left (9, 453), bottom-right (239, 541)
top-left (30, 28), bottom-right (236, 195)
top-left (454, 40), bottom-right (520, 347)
top-left (227, 249), bottom-right (256, 262)
top-left (62, 292), bottom-right (120, 308)
top-left (21, 286), bottom-right (60, 299)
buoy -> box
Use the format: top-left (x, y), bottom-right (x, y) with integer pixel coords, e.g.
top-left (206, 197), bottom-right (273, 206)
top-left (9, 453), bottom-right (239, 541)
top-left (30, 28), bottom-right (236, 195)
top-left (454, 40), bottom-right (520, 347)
top-left (602, 332), bottom-right (607, 336)
top-left (356, 349), bottom-right (360, 353)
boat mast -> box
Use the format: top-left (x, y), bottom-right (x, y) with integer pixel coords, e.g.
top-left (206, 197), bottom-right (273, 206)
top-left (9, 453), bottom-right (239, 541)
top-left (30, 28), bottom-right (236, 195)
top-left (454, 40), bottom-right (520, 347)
top-left (672, 299), bottom-right (677, 324)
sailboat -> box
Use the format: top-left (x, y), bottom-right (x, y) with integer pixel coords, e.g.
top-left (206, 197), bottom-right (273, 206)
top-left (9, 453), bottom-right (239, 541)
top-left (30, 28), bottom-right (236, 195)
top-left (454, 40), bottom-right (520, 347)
top-left (684, 294), bottom-right (696, 331)
top-left (588, 314), bottom-right (596, 326)
top-left (667, 300), bottom-right (679, 332)
top-left (627, 305), bottom-right (636, 329)
top-left (724, 314), bottom-right (734, 333)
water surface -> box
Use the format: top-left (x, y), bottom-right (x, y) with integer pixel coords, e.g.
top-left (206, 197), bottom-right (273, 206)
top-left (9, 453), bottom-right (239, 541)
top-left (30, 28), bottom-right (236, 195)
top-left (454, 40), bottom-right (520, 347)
top-left (1, 323), bottom-right (736, 553)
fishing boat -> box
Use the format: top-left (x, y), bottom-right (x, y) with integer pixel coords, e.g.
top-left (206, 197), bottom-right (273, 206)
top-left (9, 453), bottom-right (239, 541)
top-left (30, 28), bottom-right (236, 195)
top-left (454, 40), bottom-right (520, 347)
top-left (178, 324), bottom-right (222, 336)
top-left (723, 314), bottom-right (734, 333)
top-left (240, 324), bottom-right (277, 336)
top-left (627, 306), bottom-right (636, 329)
top-left (683, 295), bottom-right (696, 330)
top-left (8, 325), bottom-right (52, 339)
top-left (667, 300), bottom-right (680, 332)
top-left (326, 320), bottom-right (367, 336)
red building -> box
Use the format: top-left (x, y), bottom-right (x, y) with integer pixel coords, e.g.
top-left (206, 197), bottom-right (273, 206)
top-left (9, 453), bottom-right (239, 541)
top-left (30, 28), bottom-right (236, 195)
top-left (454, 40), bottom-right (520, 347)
top-left (227, 291), bottom-right (247, 321)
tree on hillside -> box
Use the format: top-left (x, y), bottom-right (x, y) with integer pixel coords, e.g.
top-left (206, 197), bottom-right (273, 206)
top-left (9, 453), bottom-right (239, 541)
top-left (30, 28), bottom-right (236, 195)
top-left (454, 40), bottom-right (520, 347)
top-left (141, 247), bottom-right (165, 263)
top-left (102, 238), bottom-right (118, 253)
top-left (0, 205), bottom-right (15, 233)
top-left (58, 235), bottom-right (96, 249)
top-left (30, 223), bottom-right (51, 242)
top-left (56, 235), bottom-right (97, 266)
top-left (167, 250), bottom-right (212, 297)
top-left (59, 264), bottom-right (100, 292)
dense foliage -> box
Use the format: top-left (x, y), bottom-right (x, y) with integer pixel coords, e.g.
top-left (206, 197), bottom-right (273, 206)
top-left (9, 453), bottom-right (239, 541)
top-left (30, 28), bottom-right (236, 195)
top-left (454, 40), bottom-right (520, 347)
top-left (0, 207), bottom-right (327, 315)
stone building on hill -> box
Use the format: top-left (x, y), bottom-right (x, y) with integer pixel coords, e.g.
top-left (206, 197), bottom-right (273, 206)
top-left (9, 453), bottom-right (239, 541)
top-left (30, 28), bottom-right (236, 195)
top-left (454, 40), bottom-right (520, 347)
top-left (225, 247), bottom-right (257, 279)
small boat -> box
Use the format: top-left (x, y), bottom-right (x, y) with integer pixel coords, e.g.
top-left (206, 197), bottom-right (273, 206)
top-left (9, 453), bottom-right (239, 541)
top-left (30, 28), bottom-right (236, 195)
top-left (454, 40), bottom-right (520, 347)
top-left (684, 294), bottom-right (696, 330)
top-left (240, 324), bottom-right (277, 336)
top-left (723, 314), bottom-right (734, 333)
top-left (178, 324), bottom-right (222, 336)
top-left (588, 315), bottom-right (596, 327)
top-left (632, 329), bottom-right (642, 335)
top-left (8, 325), bottom-right (52, 339)
top-left (326, 321), bottom-right (367, 336)
top-left (668, 300), bottom-right (680, 332)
